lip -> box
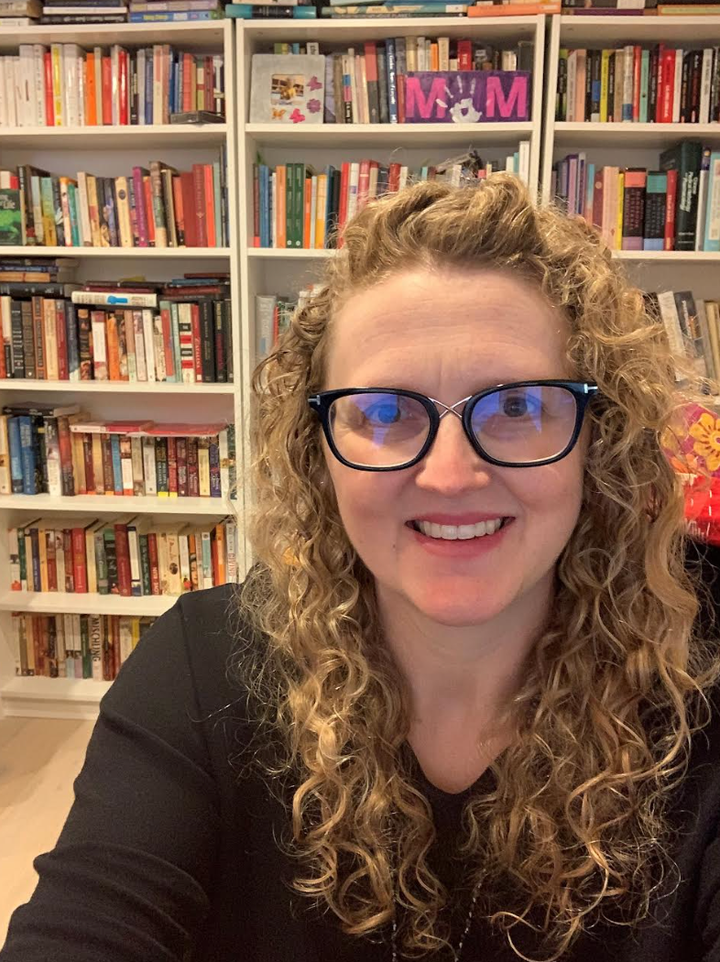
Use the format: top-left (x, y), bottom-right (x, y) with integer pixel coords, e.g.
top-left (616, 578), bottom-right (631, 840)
top-left (408, 513), bottom-right (513, 525)
top-left (407, 517), bottom-right (513, 557)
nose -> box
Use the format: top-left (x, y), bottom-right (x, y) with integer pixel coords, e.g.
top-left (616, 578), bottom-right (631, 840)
top-left (413, 412), bottom-right (493, 495)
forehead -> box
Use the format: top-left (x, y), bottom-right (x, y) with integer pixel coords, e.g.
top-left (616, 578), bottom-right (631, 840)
top-left (324, 266), bottom-right (572, 390)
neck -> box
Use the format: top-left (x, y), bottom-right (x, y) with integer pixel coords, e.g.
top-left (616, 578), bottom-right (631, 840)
top-left (378, 572), bottom-right (554, 732)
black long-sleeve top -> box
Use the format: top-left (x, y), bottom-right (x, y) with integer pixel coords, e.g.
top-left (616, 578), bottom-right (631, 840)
top-left (2, 543), bottom-right (720, 962)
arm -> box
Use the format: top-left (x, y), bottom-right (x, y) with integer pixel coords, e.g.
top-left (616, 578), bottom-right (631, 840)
top-left (0, 596), bottom-right (222, 962)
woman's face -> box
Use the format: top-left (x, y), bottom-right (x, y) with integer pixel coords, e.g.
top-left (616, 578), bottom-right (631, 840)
top-left (321, 266), bottom-right (588, 629)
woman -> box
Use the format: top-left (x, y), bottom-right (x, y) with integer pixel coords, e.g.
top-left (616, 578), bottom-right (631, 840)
top-left (2, 175), bottom-right (720, 962)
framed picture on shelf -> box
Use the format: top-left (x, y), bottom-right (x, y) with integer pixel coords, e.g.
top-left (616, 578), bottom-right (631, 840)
top-left (249, 54), bottom-right (326, 124)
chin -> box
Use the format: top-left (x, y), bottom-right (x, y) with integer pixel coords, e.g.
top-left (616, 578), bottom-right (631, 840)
top-left (404, 587), bottom-right (516, 628)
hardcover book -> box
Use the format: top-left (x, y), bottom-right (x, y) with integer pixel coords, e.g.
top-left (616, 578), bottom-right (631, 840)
top-left (0, 190), bottom-right (22, 246)
top-left (249, 54), bottom-right (326, 123)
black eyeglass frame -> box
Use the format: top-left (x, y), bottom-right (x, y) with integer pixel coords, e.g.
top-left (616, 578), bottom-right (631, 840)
top-left (308, 380), bottom-right (601, 472)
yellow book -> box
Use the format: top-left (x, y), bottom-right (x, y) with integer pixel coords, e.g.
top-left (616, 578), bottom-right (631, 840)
top-left (43, 300), bottom-right (59, 381)
top-left (315, 173), bottom-right (328, 249)
top-left (600, 50), bottom-right (611, 124)
top-left (197, 437), bottom-right (211, 497)
top-left (51, 44), bottom-right (63, 126)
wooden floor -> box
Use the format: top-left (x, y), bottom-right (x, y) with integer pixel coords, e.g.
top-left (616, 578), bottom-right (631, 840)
top-left (0, 715), bottom-right (95, 946)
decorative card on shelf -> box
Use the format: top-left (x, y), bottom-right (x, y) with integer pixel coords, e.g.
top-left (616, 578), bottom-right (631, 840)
top-left (404, 71), bottom-right (530, 124)
top-left (0, 189), bottom-right (22, 246)
top-left (250, 54), bottom-right (326, 125)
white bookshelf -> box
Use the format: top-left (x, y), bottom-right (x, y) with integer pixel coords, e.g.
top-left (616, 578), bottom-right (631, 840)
top-left (235, 15), bottom-right (546, 569)
top-left (542, 15), bottom-right (720, 298)
top-left (0, 19), bottom-right (245, 719)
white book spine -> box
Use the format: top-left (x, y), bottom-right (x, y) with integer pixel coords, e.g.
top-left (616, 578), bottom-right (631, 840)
top-left (566, 50), bottom-right (576, 123)
top-left (63, 45), bottom-right (78, 128)
top-left (111, 45), bottom-right (120, 126)
top-left (7, 57), bottom-right (18, 127)
top-left (142, 436), bottom-right (157, 495)
top-left (700, 48), bottom-right (713, 126)
top-left (138, 47), bottom-right (146, 125)
top-left (672, 48), bottom-right (682, 124)
top-left (708, 157), bottom-right (720, 246)
top-left (91, 314), bottom-right (108, 379)
top-left (33, 45), bottom-right (46, 126)
top-left (519, 140), bottom-right (530, 188)
top-left (623, 45), bottom-right (634, 123)
top-left (128, 527), bottom-right (141, 593)
top-left (142, 308), bottom-right (156, 381)
top-left (77, 171), bottom-right (92, 247)
top-left (309, 174), bottom-right (317, 248)
top-left (0, 61), bottom-right (6, 129)
top-left (656, 290), bottom-right (685, 359)
top-left (89, 614), bottom-right (103, 681)
top-left (77, 51), bottom-right (85, 126)
top-left (153, 45), bottom-right (162, 126)
top-left (19, 46), bottom-right (33, 126)
top-left (696, 151), bottom-right (710, 252)
top-left (347, 162), bottom-right (359, 220)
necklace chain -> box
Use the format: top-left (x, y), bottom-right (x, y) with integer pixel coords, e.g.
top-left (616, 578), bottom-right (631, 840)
top-left (390, 876), bottom-right (483, 962)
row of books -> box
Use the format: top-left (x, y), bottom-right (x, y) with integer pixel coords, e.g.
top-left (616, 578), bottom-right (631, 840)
top-left (128, 0), bottom-right (227, 23)
top-left (252, 150), bottom-right (531, 248)
top-left (556, 44), bottom-right (720, 124)
top-left (1, 404), bottom-right (237, 498)
top-left (250, 44), bottom-right (532, 125)
top-left (644, 289), bottom-right (720, 386)
top-left (0, 277), bottom-right (233, 384)
top-left (562, 0), bottom-right (720, 15)
top-left (256, 286), bottom-right (319, 356)
top-left (9, 513), bottom-right (242, 595)
top-left (0, 43), bottom-right (225, 128)
top-left (0, 154), bottom-right (229, 248)
top-left (12, 611), bottom-right (156, 680)
top-left (552, 142), bottom-right (720, 251)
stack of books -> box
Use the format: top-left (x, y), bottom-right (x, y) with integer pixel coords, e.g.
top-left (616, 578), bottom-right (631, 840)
top-left (563, 0), bottom-right (720, 14)
top-left (0, 0), bottom-right (41, 25)
top-left (39, 0), bottom-right (128, 23)
top-left (129, 0), bottom-right (226, 22)
top-left (224, 0), bottom-right (316, 18)
top-left (317, 0), bottom-right (557, 15)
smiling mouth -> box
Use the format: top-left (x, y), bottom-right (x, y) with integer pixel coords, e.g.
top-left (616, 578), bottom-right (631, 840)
top-left (406, 518), bottom-right (513, 540)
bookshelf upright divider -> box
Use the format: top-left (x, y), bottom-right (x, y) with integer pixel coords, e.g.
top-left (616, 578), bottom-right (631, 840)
top-left (0, 19), bottom-right (244, 720)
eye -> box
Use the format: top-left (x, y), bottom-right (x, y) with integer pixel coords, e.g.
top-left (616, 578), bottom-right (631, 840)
top-left (502, 394), bottom-right (539, 418)
top-left (364, 400), bottom-right (403, 425)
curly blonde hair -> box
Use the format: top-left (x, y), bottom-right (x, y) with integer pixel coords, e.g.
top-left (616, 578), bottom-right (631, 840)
top-left (229, 174), bottom-right (720, 961)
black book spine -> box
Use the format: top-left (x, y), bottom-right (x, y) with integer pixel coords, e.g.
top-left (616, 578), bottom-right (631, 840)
top-left (649, 45), bottom-right (659, 123)
top-left (223, 297), bottom-right (232, 383)
top-left (690, 49), bottom-right (702, 124)
top-left (10, 301), bottom-right (25, 378)
top-left (21, 300), bottom-right (35, 379)
top-left (214, 300), bottom-right (226, 383)
top-left (680, 51), bottom-right (691, 123)
top-left (199, 300), bottom-right (215, 383)
top-left (556, 49), bottom-right (567, 122)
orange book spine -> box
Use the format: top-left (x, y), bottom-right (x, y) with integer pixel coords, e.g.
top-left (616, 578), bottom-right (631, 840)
top-left (203, 164), bottom-right (215, 248)
top-left (303, 176), bottom-right (311, 248)
top-left (277, 165), bottom-right (286, 249)
top-left (86, 52), bottom-right (96, 125)
top-left (214, 520), bottom-right (226, 585)
top-left (105, 313), bottom-right (121, 381)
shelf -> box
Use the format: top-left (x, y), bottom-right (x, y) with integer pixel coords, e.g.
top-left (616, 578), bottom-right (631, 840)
top-left (558, 14), bottom-right (720, 45)
top-left (0, 21), bottom-right (228, 50)
top-left (0, 675), bottom-right (112, 719)
top-left (612, 251), bottom-right (720, 262)
top-left (0, 380), bottom-right (235, 394)
top-left (0, 494), bottom-right (236, 515)
top-left (0, 124), bottom-right (227, 149)
top-left (554, 122), bottom-right (720, 150)
top-left (0, 246), bottom-right (230, 258)
top-left (245, 121), bottom-right (534, 148)
top-left (240, 15), bottom-right (542, 42)
top-left (247, 248), bottom-right (332, 259)
top-left (0, 590), bottom-right (178, 616)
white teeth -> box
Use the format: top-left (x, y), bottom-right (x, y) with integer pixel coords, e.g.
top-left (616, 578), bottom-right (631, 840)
top-left (415, 518), bottom-right (505, 540)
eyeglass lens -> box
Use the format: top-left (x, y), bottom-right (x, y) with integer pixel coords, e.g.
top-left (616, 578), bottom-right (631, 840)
top-left (327, 386), bottom-right (579, 468)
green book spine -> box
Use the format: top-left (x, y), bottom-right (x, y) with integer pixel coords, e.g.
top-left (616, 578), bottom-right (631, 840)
top-left (294, 163), bottom-right (304, 248)
top-left (68, 183), bottom-right (81, 246)
top-left (81, 615), bottom-right (91, 678)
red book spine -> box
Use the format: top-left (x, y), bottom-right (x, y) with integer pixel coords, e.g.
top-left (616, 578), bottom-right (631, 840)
top-left (253, 165), bottom-right (260, 248)
top-left (63, 530), bottom-right (73, 591)
top-left (167, 436), bottom-right (178, 496)
top-left (180, 172), bottom-right (197, 247)
top-left (102, 55), bottom-right (112, 127)
top-left (664, 168), bottom-right (677, 251)
top-left (203, 164), bottom-right (215, 248)
top-left (182, 53), bottom-right (192, 112)
top-left (44, 52), bottom-right (54, 126)
top-left (71, 526), bottom-right (88, 593)
top-left (632, 46), bottom-right (641, 122)
top-left (132, 167), bottom-right (148, 246)
top-left (339, 162), bottom-right (349, 238)
top-left (192, 164), bottom-right (207, 246)
top-left (83, 435), bottom-right (94, 494)
top-left (114, 522), bottom-right (132, 596)
top-left (660, 49), bottom-right (674, 124)
top-left (56, 300), bottom-right (68, 381)
top-left (144, 176), bottom-right (155, 245)
top-left (148, 532), bottom-right (160, 594)
top-left (458, 39), bottom-right (472, 71)
top-left (119, 50), bottom-right (128, 125)
top-left (191, 303), bottom-right (202, 381)
top-left (160, 304), bottom-right (174, 379)
top-left (47, 533), bottom-right (57, 592)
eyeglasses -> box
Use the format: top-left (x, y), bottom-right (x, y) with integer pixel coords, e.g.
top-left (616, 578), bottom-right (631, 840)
top-left (308, 380), bottom-right (600, 471)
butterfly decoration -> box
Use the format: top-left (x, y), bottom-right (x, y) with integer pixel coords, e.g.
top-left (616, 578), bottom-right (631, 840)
top-left (308, 75), bottom-right (322, 91)
top-left (290, 108), bottom-right (306, 124)
top-left (271, 106), bottom-right (287, 120)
